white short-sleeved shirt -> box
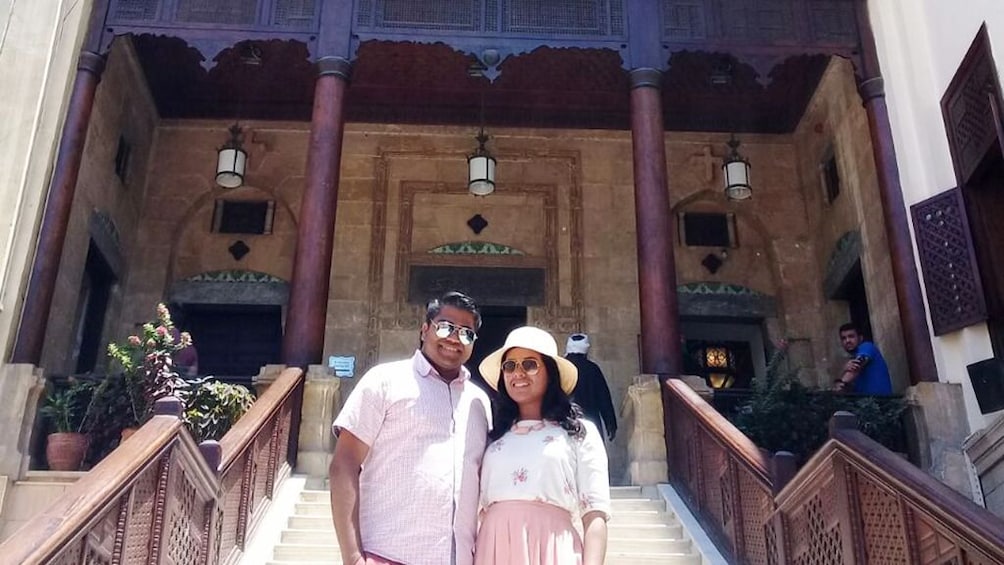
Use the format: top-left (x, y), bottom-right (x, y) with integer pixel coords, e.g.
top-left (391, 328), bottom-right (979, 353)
top-left (480, 419), bottom-right (611, 521)
top-left (333, 351), bottom-right (491, 565)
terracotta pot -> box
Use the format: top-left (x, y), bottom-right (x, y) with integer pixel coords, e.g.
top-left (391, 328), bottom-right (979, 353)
top-left (46, 432), bottom-right (89, 471)
top-left (120, 427), bottom-right (138, 442)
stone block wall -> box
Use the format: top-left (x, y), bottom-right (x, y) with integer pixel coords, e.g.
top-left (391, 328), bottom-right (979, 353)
top-left (792, 57), bottom-right (908, 390)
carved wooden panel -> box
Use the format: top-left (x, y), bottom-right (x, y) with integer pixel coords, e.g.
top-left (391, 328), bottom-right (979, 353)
top-left (942, 25), bottom-right (1004, 186)
top-left (805, 0), bottom-right (857, 44)
top-left (910, 188), bottom-right (987, 335)
top-left (355, 0), bottom-right (625, 36)
top-left (737, 466), bottom-right (773, 564)
top-left (855, 471), bottom-right (909, 563)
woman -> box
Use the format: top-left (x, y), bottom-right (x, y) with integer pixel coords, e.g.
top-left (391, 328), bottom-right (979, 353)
top-left (475, 326), bottom-right (611, 565)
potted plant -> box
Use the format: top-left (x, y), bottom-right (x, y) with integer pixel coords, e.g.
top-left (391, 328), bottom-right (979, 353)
top-left (104, 303), bottom-right (191, 437)
top-left (180, 377), bottom-right (256, 442)
top-left (40, 379), bottom-right (94, 471)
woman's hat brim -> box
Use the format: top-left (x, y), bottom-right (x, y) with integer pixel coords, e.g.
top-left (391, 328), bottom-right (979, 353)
top-left (477, 327), bottom-right (578, 394)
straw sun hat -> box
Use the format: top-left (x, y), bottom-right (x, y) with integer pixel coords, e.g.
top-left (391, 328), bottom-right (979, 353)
top-left (478, 326), bottom-right (578, 394)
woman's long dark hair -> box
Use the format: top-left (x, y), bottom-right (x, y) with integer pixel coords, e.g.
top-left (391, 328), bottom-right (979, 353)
top-left (489, 355), bottom-right (584, 441)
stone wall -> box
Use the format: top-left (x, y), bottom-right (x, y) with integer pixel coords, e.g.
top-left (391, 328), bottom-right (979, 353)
top-left (792, 57), bottom-right (908, 390)
top-left (39, 39), bottom-right (159, 374)
top-left (103, 116), bottom-right (869, 477)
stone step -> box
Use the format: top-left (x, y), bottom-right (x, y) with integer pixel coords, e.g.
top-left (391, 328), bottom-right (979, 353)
top-left (608, 510), bottom-right (676, 526)
top-left (273, 544), bottom-right (342, 562)
top-left (294, 502), bottom-right (333, 517)
top-left (607, 553), bottom-right (702, 565)
top-left (270, 536), bottom-right (691, 558)
top-left (608, 523), bottom-right (684, 539)
top-left (609, 485), bottom-right (644, 498)
top-left (293, 499), bottom-right (669, 517)
top-left (610, 498), bottom-right (667, 512)
top-left (300, 490), bottom-right (329, 504)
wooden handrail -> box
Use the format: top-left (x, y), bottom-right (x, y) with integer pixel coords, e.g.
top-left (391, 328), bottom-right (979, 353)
top-left (0, 367), bottom-right (305, 565)
top-left (664, 380), bottom-right (1004, 564)
top-left (664, 378), bottom-right (771, 481)
top-left (219, 367), bottom-right (302, 473)
top-left (834, 428), bottom-right (1004, 560)
top-left (1, 417), bottom-right (183, 565)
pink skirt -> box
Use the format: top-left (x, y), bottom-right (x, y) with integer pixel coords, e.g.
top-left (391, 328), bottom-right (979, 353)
top-left (474, 501), bottom-right (582, 565)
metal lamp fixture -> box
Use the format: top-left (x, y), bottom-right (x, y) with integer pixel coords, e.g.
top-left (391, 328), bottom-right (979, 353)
top-left (722, 134), bottom-right (752, 201)
top-left (468, 127), bottom-right (496, 196)
top-left (216, 123), bottom-right (248, 189)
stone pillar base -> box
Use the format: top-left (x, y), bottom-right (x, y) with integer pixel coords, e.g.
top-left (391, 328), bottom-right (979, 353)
top-left (253, 364), bottom-right (288, 397)
top-left (904, 381), bottom-right (975, 500)
top-left (0, 364), bottom-right (46, 479)
top-left (964, 412), bottom-right (1004, 517)
top-left (621, 375), bottom-right (667, 485)
top-left (295, 365), bottom-right (341, 478)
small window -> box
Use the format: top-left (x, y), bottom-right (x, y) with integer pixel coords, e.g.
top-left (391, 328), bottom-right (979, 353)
top-left (680, 212), bottom-right (735, 247)
top-left (822, 151), bottom-right (841, 203)
top-left (212, 200), bottom-right (275, 235)
top-left (114, 135), bottom-right (132, 183)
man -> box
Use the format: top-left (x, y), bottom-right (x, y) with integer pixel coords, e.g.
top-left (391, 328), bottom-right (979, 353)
top-left (330, 291), bottom-right (490, 565)
top-left (565, 333), bottom-right (617, 441)
top-left (835, 322), bottom-right (892, 395)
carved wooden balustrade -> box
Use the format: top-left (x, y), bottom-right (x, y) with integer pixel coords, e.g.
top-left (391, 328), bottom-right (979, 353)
top-left (663, 379), bottom-right (1004, 565)
top-left (0, 367), bottom-right (304, 565)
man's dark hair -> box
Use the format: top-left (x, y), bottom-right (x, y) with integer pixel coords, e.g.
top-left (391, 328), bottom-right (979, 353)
top-left (426, 291), bottom-right (482, 329)
top-left (838, 322), bottom-right (859, 334)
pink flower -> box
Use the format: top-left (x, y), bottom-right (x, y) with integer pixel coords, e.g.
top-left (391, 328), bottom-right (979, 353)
top-left (155, 326), bottom-right (168, 338)
top-left (128, 335), bottom-right (141, 346)
top-left (156, 303), bottom-right (169, 317)
top-left (512, 468), bottom-right (528, 485)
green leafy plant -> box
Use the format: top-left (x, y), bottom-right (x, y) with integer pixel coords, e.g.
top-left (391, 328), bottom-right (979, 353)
top-left (40, 379), bottom-right (95, 433)
top-left (732, 341), bottom-right (907, 465)
top-left (180, 377), bottom-right (255, 442)
top-left (105, 303), bottom-right (190, 426)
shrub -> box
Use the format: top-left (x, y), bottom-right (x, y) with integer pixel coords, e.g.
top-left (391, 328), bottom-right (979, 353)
top-left (732, 342), bottom-right (907, 465)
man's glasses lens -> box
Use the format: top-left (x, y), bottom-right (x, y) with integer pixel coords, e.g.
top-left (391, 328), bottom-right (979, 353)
top-left (433, 321), bottom-right (476, 345)
top-left (501, 358), bottom-right (541, 375)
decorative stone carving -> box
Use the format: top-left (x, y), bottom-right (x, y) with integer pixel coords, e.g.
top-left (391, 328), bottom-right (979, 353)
top-left (296, 365), bottom-right (342, 478)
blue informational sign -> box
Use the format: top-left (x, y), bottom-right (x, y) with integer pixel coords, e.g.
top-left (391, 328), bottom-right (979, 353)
top-left (328, 356), bottom-right (355, 378)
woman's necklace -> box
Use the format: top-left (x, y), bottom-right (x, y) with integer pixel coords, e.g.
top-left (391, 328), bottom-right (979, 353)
top-left (511, 420), bottom-right (546, 435)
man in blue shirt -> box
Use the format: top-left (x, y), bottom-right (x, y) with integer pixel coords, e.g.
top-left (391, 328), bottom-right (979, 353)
top-left (835, 323), bottom-right (892, 395)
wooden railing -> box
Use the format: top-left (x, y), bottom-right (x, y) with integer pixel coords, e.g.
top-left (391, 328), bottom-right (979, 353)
top-left (663, 379), bottom-right (1004, 565)
top-left (0, 367), bottom-right (304, 565)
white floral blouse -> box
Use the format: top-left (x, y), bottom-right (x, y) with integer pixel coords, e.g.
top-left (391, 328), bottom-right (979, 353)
top-left (480, 419), bottom-right (611, 521)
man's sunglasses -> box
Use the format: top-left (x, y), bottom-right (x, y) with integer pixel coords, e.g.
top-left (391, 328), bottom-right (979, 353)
top-left (431, 320), bottom-right (478, 346)
top-left (501, 358), bottom-right (542, 376)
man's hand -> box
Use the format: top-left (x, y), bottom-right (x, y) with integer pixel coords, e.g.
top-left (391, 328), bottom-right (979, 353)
top-left (843, 358), bottom-right (862, 374)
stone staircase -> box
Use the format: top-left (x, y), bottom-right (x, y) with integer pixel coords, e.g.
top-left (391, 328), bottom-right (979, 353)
top-left (242, 481), bottom-right (704, 565)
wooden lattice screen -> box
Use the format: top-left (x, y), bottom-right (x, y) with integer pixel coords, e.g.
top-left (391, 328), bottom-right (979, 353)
top-left (910, 187), bottom-right (987, 336)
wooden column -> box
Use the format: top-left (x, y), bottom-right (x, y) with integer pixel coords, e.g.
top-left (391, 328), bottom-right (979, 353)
top-left (281, 57), bottom-right (351, 368)
top-left (855, 1), bottom-right (938, 383)
top-left (12, 51), bottom-right (106, 364)
top-left (629, 68), bottom-right (682, 377)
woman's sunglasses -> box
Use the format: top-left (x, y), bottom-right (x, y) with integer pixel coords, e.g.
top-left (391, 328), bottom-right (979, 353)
top-left (431, 320), bottom-right (477, 346)
top-left (501, 358), bottom-right (542, 376)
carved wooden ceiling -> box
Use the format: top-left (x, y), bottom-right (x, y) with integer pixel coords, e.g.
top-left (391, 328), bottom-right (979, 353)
top-left (131, 35), bottom-right (831, 133)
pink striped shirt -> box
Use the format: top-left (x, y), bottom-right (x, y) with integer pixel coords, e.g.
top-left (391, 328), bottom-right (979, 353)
top-left (333, 351), bottom-right (491, 565)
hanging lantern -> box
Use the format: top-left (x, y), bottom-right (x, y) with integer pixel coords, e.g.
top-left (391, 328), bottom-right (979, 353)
top-left (216, 124), bottom-right (248, 189)
top-left (468, 128), bottom-right (496, 197)
top-left (722, 134), bottom-right (752, 201)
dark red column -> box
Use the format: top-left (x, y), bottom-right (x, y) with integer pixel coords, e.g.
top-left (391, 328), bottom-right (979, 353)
top-left (281, 57), bottom-right (351, 368)
top-left (856, 2), bottom-right (938, 383)
top-left (629, 68), bottom-right (682, 378)
top-left (12, 52), bottom-right (106, 364)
